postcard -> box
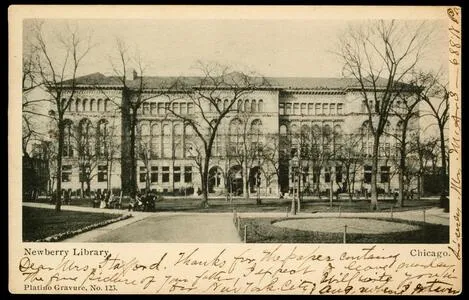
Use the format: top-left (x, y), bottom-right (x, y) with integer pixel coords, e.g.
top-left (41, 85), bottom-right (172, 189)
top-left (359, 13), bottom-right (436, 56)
top-left (9, 5), bottom-right (462, 295)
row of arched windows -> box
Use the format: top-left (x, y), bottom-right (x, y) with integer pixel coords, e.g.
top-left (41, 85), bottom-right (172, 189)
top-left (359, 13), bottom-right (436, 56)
top-left (235, 99), bottom-right (264, 113)
top-left (62, 98), bottom-right (112, 113)
top-left (62, 118), bottom-right (111, 158)
top-left (136, 118), bottom-right (264, 159)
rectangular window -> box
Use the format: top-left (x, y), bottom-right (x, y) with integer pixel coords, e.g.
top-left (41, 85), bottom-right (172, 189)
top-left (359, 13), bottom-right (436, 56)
top-left (286, 103), bottom-right (292, 114)
top-left (337, 103), bottom-right (343, 115)
top-left (187, 103), bottom-right (194, 114)
top-left (324, 167), bottom-right (331, 183)
top-left (300, 103), bottom-right (306, 115)
top-left (139, 166), bottom-right (147, 183)
top-left (330, 103), bottom-right (335, 115)
top-left (180, 103), bottom-right (186, 114)
top-left (174, 166), bottom-right (181, 182)
top-left (151, 166), bottom-right (158, 183)
top-left (98, 165), bottom-right (108, 182)
top-left (157, 103), bottom-right (164, 115)
top-left (150, 103), bottom-right (156, 115)
top-left (164, 103), bottom-right (170, 114)
top-left (380, 166), bottom-right (390, 183)
top-left (184, 166), bottom-right (192, 183)
top-left (293, 103), bottom-right (299, 115)
top-left (315, 103), bottom-right (321, 115)
top-left (61, 165), bottom-right (72, 182)
top-left (322, 103), bottom-right (328, 115)
top-left (279, 103), bottom-right (285, 115)
top-left (335, 166), bottom-right (343, 183)
top-left (162, 166), bottom-right (170, 183)
top-left (308, 103), bottom-right (314, 115)
top-left (364, 165), bottom-right (372, 184)
top-left (173, 102), bottom-right (179, 114)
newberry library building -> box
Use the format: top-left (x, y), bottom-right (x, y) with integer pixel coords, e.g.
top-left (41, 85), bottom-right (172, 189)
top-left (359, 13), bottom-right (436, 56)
top-left (25, 72), bottom-right (419, 199)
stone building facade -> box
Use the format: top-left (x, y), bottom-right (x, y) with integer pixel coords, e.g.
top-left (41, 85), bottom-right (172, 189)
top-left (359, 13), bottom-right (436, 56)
top-left (48, 73), bottom-right (417, 198)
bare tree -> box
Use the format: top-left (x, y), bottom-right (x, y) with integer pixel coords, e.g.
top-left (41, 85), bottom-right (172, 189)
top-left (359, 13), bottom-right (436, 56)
top-left (387, 77), bottom-right (422, 207)
top-left (337, 20), bottom-right (432, 210)
top-left (105, 38), bottom-right (172, 195)
top-left (335, 132), bottom-right (364, 202)
top-left (28, 21), bottom-right (93, 211)
top-left (418, 72), bottom-right (449, 208)
top-left (166, 62), bottom-right (266, 207)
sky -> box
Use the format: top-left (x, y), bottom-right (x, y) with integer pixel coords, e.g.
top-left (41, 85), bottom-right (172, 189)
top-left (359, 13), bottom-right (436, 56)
top-left (23, 18), bottom-right (448, 78)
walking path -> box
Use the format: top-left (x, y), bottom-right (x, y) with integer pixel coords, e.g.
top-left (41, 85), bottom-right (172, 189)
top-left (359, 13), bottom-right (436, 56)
top-left (23, 202), bottom-right (240, 243)
top-left (23, 202), bottom-right (448, 243)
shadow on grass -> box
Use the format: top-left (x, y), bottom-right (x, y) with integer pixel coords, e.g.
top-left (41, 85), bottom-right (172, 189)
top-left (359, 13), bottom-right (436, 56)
top-left (237, 217), bottom-right (449, 244)
top-left (23, 206), bottom-right (123, 242)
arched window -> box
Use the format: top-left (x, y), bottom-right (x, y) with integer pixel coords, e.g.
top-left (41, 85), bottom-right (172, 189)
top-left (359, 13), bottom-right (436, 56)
top-left (97, 119), bottom-right (109, 157)
top-left (333, 124), bottom-right (343, 151)
top-left (280, 124), bottom-right (288, 136)
top-left (237, 100), bottom-right (243, 112)
top-left (97, 99), bottom-right (103, 112)
top-left (105, 99), bottom-right (110, 112)
top-left (151, 123), bottom-right (160, 159)
top-left (250, 119), bottom-right (263, 152)
top-left (360, 121), bottom-right (373, 156)
top-left (139, 123), bottom-right (151, 159)
top-left (217, 99), bottom-right (222, 111)
top-left (229, 118), bottom-right (243, 154)
top-left (244, 100), bottom-right (250, 112)
top-left (258, 100), bottom-right (264, 112)
top-left (224, 99), bottom-right (229, 111)
top-left (82, 99), bottom-right (88, 112)
top-left (184, 125), bottom-right (194, 158)
top-left (173, 123), bottom-right (183, 158)
top-left (78, 118), bottom-right (93, 157)
top-left (63, 119), bottom-right (74, 157)
top-left (251, 100), bottom-right (257, 112)
top-left (162, 124), bottom-right (171, 158)
top-left (90, 99), bottom-right (95, 111)
top-left (75, 99), bottom-right (81, 112)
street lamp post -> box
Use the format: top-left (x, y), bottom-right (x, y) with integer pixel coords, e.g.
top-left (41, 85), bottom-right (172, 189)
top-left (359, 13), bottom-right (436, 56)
top-left (291, 156), bottom-right (299, 215)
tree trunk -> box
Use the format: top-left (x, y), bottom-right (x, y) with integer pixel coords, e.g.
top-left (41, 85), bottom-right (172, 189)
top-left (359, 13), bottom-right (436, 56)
top-left (129, 113), bottom-right (138, 194)
top-left (243, 160), bottom-right (249, 200)
top-left (397, 125), bottom-right (407, 208)
top-left (200, 155), bottom-right (210, 208)
top-left (370, 134), bottom-right (380, 210)
top-left (55, 119), bottom-right (64, 212)
top-left (107, 161), bottom-right (112, 192)
top-left (439, 124), bottom-right (448, 209)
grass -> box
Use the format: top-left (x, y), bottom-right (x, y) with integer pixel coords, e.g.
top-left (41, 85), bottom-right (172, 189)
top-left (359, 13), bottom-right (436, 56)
top-left (27, 196), bottom-right (441, 213)
top-left (237, 217), bottom-right (449, 244)
top-left (23, 206), bottom-right (123, 242)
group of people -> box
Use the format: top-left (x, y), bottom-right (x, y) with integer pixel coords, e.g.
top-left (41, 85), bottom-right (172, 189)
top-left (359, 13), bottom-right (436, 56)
top-left (93, 190), bottom-right (121, 209)
top-left (128, 192), bottom-right (157, 212)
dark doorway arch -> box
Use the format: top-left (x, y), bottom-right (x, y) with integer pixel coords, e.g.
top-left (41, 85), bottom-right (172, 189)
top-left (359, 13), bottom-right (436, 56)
top-left (227, 165), bottom-right (243, 196)
top-left (249, 166), bottom-right (263, 193)
top-left (208, 166), bottom-right (224, 193)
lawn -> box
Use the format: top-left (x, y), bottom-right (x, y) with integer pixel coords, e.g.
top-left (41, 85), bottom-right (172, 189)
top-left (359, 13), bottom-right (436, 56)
top-left (237, 217), bottom-right (449, 244)
top-left (27, 196), bottom-right (441, 213)
top-left (23, 206), bottom-right (123, 242)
